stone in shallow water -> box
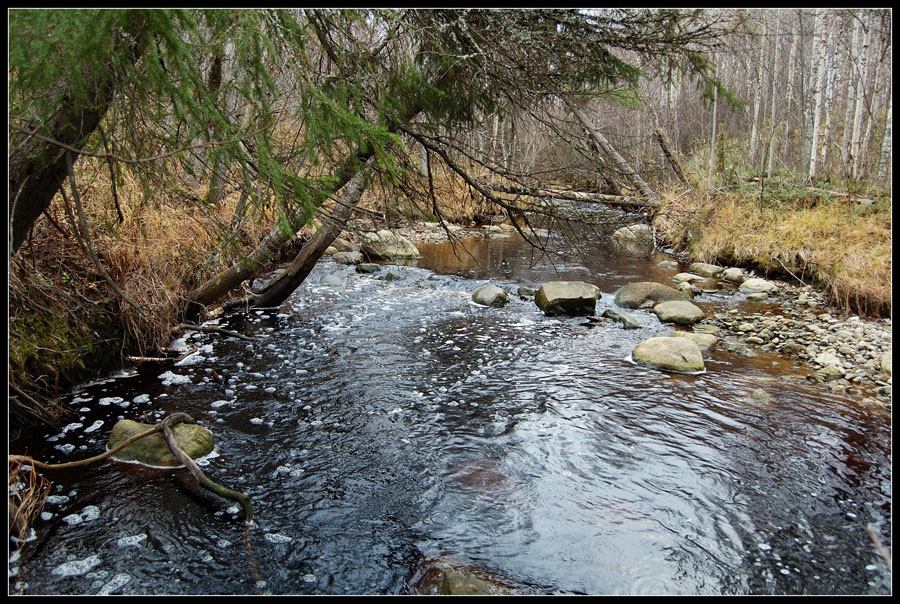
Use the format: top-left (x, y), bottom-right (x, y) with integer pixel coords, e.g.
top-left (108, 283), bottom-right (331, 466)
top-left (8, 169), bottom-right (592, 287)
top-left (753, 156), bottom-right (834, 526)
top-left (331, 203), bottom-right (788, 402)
top-left (739, 277), bottom-right (778, 293)
top-left (108, 420), bottom-right (213, 467)
top-left (653, 300), bottom-right (705, 325)
top-left (614, 281), bottom-right (689, 309)
top-left (688, 262), bottom-right (724, 277)
top-left (632, 336), bottom-right (705, 373)
top-left (535, 281), bottom-right (600, 316)
top-left (472, 285), bottom-right (509, 307)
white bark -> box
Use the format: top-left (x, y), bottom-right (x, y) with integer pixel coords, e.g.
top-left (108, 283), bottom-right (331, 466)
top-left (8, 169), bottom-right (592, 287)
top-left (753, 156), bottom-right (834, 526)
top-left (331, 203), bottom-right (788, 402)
top-left (808, 10), bottom-right (828, 182)
top-left (850, 11), bottom-right (871, 179)
top-left (766, 13), bottom-right (782, 178)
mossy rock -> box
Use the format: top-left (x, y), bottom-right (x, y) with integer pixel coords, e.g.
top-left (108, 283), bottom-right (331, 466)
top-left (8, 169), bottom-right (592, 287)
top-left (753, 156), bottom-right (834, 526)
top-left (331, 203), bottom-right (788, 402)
top-left (108, 419), bottom-right (214, 467)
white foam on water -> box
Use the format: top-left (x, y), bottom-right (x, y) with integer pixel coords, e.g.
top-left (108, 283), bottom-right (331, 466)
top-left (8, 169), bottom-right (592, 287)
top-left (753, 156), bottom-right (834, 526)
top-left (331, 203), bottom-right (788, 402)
top-left (51, 555), bottom-right (101, 577)
top-left (159, 371), bottom-right (192, 386)
top-left (264, 532), bottom-right (293, 544)
top-left (98, 397), bottom-right (123, 406)
top-left (116, 533), bottom-right (147, 548)
top-left (84, 420), bottom-right (104, 434)
top-left (132, 394), bottom-right (151, 404)
top-left (98, 573), bottom-right (132, 595)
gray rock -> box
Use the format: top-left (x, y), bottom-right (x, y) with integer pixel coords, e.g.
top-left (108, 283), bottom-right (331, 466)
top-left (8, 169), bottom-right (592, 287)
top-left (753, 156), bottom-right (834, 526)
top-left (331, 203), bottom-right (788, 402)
top-left (517, 286), bottom-right (537, 299)
top-left (614, 281), bottom-right (689, 309)
top-left (632, 337), bottom-right (705, 373)
top-left (673, 272), bottom-right (706, 283)
top-left (653, 300), bottom-right (705, 325)
top-left (747, 292), bottom-right (769, 301)
top-left (721, 267), bottom-right (746, 282)
top-left (359, 229), bottom-right (421, 259)
top-left (333, 251), bottom-right (363, 265)
top-left (472, 285), bottom-right (509, 307)
top-left (602, 308), bottom-right (642, 329)
top-left (108, 419), bottom-right (213, 467)
top-left (320, 274), bottom-right (343, 287)
top-left (688, 262), bottom-right (724, 277)
top-left (657, 260), bottom-right (679, 269)
top-left (612, 223), bottom-right (653, 242)
top-left (882, 350), bottom-right (892, 377)
top-left (356, 263), bottom-right (382, 274)
top-left (535, 281), bottom-right (601, 316)
top-left (670, 330), bottom-right (718, 352)
top-left (740, 278), bottom-right (778, 294)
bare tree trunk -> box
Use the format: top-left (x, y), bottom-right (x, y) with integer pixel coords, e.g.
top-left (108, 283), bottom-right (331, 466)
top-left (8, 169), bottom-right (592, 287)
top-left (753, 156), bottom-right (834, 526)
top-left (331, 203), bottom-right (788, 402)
top-left (571, 105), bottom-right (658, 200)
top-left (876, 96), bottom-right (892, 185)
top-left (749, 15), bottom-right (767, 167)
top-left (808, 10), bottom-right (828, 182)
top-left (224, 162), bottom-right (373, 311)
top-left (766, 13), bottom-right (782, 178)
top-left (654, 127), bottom-right (691, 184)
top-left (850, 11), bottom-right (871, 179)
top-left (709, 60), bottom-right (719, 181)
top-left (780, 11), bottom-right (799, 170)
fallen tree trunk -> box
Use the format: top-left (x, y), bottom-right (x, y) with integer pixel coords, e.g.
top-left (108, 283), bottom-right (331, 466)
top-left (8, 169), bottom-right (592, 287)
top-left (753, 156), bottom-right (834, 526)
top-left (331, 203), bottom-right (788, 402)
top-left (570, 104), bottom-right (660, 202)
top-left (223, 161), bottom-right (373, 311)
top-left (654, 127), bottom-right (691, 185)
top-left (488, 182), bottom-right (658, 210)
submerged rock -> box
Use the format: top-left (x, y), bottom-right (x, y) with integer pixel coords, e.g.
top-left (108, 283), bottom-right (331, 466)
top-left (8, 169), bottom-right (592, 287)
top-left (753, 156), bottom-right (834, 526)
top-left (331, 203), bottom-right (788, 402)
top-left (632, 337), bottom-right (705, 373)
top-left (472, 285), bottom-right (509, 307)
top-left (332, 251), bottom-right (363, 265)
top-left (653, 300), bottom-right (705, 325)
top-left (535, 281), bottom-right (600, 316)
top-left (614, 281), bottom-right (689, 309)
top-left (355, 263), bottom-right (382, 274)
top-left (108, 419), bottom-right (213, 467)
top-left (410, 557), bottom-right (520, 595)
top-left (359, 229), bottom-right (421, 259)
top-left (602, 308), bottom-right (642, 329)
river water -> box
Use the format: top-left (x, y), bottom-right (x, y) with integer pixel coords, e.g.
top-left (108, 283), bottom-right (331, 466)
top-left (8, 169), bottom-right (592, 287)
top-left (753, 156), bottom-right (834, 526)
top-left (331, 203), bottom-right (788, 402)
top-left (9, 221), bottom-right (892, 595)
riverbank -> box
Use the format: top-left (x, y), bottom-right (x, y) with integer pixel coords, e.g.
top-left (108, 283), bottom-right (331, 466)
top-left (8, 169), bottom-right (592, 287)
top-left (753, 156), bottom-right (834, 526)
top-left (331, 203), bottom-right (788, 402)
top-left (652, 185), bottom-right (892, 319)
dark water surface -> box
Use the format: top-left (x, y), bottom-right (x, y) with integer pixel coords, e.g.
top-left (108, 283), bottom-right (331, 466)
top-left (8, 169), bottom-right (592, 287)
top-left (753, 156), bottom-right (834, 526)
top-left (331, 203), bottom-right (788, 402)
top-left (9, 224), bottom-right (891, 595)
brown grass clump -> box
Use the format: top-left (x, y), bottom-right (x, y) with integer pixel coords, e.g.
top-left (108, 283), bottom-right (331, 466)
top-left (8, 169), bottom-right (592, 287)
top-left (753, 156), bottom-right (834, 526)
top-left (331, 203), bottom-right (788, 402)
top-left (8, 460), bottom-right (50, 544)
top-left (653, 187), bottom-right (892, 318)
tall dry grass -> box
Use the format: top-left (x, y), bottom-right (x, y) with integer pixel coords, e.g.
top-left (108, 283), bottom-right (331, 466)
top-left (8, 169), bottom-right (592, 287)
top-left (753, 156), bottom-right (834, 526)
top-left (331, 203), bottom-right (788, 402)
top-left (653, 187), bottom-right (892, 317)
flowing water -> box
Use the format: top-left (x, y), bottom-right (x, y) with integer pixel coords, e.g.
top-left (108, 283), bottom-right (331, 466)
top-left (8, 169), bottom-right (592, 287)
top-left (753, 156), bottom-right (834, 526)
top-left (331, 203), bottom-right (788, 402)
top-left (9, 220), bottom-right (892, 595)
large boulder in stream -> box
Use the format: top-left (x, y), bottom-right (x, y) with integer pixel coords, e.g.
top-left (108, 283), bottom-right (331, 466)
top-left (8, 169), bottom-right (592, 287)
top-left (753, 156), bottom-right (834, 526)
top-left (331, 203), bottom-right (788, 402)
top-left (632, 337), bottom-right (706, 373)
top-left (359, 229), bottom-right (421, 259)
top-left (653, 300), bottom-right (705, 325)
top-left (614, 281), bottom-right (689, 309)
top-left (108, 419), bottom-right (213, 467)
top-left (472, 285), bottom-right (509, 307)
top-left (612, 223), bottom-right (654, 243)
top-left (535, 281), bottom-right (600, 316)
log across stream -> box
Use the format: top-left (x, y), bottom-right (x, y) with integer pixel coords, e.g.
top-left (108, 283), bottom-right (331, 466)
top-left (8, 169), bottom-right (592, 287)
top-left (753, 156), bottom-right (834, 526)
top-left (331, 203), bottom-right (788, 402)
top-left (9, 221), bottom-right (891, 595)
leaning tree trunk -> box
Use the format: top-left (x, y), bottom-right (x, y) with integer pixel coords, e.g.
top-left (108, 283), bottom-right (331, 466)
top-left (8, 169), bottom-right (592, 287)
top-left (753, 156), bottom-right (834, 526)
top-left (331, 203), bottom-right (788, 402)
top-left (8, 11), bottom-right (148, 255)
top-left (223, 162), bottom-right (373, 311)
top-left (185, 148), bottom-right (377, 319)
top-left (569, 104), bottom-right (659, 201)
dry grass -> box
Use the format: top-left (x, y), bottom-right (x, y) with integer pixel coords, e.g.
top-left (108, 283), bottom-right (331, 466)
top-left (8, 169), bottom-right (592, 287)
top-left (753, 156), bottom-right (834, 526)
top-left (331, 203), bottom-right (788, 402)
top-left (654, 188), bottom-right (892, 317)
top-left (8, 460), bottom-right (50, 545)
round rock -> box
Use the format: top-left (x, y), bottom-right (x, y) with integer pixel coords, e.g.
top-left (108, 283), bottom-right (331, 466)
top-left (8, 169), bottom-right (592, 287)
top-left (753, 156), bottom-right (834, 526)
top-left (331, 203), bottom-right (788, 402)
top-left (473, 285), bottom-right (509, 307)
top-left (632, 337), bottom-right (705, 373)
top-left (653, 300), bottom-right (705, 325)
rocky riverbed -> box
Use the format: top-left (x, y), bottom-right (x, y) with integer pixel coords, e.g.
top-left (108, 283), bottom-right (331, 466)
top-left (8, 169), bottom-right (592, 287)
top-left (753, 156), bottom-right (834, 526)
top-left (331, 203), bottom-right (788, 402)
top-left (704, 278), bottom-right (892, 406)
top-left (334, 220), bottom-right (892, 408)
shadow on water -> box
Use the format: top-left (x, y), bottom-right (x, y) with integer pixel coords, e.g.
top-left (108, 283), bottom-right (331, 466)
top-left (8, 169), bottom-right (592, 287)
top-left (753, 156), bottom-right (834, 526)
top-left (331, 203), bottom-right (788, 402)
top-left (10, 223), bottom-right (891, 595)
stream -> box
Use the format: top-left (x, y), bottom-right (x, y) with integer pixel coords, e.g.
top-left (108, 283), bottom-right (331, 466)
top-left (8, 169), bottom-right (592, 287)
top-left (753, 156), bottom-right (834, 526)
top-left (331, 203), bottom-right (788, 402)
top-left (9, 219), bottom-right (892, 595)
